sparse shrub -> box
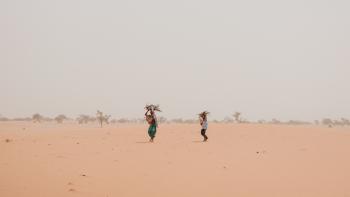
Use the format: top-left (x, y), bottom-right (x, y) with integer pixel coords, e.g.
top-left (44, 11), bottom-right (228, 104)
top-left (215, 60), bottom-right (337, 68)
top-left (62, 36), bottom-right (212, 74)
top-left (322, 118), bottom-right (333, 127)
top-left (287, 120), bottom-right (311, 125)
top-left (0, 116), bottom-right (9, 121)
top-left (233, 112), bottom-right (242, 123)
top-left (341, 118), bottom-right (350, 126)
top-left (54, 114), bottom-right (68, 123)
top-left (32, 113), bottom-right (43, 123)
top-left (270, 119), bottom-right (281, 124)
top-left (333, 120), bottom-right (344, 126)
top-left (77, 115), bottom-right (95, 124)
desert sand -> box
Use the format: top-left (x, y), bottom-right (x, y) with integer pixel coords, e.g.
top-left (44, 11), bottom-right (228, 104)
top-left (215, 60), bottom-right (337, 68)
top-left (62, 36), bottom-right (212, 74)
top-left (1, 121), bottom-right (350, 197)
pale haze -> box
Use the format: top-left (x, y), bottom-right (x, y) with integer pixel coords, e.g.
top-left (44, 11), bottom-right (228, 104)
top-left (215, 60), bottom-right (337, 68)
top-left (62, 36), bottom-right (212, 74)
top-left (1, 0), bottom-right (349, 121)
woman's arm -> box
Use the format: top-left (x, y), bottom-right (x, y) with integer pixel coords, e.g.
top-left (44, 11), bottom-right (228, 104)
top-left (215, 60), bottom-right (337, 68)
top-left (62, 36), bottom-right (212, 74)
top-left (145, 109), bottom-right (149, 116)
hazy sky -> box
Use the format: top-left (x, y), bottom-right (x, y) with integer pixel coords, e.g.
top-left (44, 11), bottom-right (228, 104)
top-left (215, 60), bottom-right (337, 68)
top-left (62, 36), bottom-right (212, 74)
top-left (1, 0), bottom-right (349, 121)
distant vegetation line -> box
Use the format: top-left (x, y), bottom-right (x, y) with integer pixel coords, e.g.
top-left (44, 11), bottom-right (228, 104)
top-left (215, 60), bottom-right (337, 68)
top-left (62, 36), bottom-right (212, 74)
top-left (0, 111), bottom-right (349, 127)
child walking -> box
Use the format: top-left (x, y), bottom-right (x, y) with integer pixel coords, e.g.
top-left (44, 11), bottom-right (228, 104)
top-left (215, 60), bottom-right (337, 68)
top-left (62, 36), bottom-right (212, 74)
top-left (199, 111), bottom-right (209, 142)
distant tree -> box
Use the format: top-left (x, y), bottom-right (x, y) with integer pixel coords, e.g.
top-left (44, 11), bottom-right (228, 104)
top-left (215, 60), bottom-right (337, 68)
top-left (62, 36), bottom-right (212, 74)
top-left (54, 114), bottom-right (68, 123)
top-left (0, 115), bottom-right (9, 121)
top-left (287, 120), bottom-right (311, 125)
top-left (314, 120), bottom-right (320, 125)
top-left (32, 113), bottom-right (43, 123)
top-left (233, 112), bottom-right (242, 123)
top-left (333, 120), bottom-right (343, 126)
top-left (96, 110), bottom-right (111, 128)
top-left (341, 118), bottom-right (350, 126)
top-left (322, 118), bottom-right (333, 127)
top-left (271, 118), bottom-right (281, 124)
top-left (77, 115), bottom-right (95, 124)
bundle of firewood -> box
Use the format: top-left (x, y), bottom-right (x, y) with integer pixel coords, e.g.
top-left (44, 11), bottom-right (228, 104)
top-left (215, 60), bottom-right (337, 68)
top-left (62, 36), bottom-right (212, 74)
top-left (145, 104), bottom-right (161, 112)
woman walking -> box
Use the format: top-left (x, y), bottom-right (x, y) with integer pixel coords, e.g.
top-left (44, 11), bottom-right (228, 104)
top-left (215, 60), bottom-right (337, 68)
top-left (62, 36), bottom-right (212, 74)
top-left (145, 105), bottom-right (160, 142)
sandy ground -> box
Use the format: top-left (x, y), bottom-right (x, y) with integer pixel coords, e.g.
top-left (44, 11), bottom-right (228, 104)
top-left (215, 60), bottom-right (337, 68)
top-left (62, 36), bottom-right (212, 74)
top-left (1, 121), bottom-right (350, 197)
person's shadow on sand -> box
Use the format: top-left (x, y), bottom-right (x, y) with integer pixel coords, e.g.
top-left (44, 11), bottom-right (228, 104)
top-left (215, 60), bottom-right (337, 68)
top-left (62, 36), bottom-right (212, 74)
top-left (136, 141), bottom-right (151, 144)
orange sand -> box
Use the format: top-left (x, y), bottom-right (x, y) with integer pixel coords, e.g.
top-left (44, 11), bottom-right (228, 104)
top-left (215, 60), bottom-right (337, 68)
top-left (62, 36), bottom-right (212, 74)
top-left (1, 122), bottom-right (350, 197)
